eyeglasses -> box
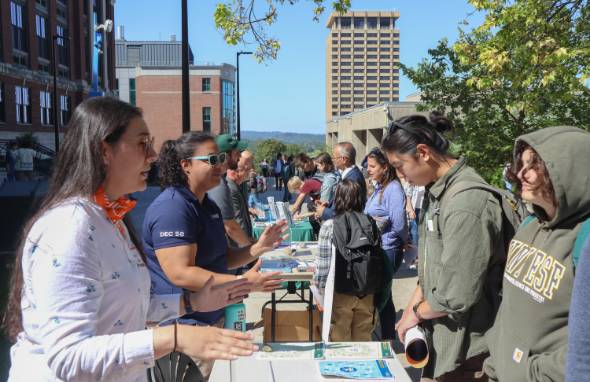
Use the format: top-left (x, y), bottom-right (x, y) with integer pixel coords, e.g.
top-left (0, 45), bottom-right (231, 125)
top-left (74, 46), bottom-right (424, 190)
top-left (140, 136), bottom-right (155, 156)
top-left (187, 152), bottom-right (228, 166)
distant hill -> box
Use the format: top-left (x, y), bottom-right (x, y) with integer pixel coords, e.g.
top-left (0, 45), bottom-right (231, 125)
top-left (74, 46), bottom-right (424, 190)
top-left (241, 130), bottom-right (325, 147)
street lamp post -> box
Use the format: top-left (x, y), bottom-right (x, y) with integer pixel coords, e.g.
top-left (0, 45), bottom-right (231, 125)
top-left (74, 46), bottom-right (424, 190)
top-left (181, 0), bottom-right (190, 133)
top-left (236, 51), bottom-right (253, 139)
top-left (51, 35), bottom-right (60, 153)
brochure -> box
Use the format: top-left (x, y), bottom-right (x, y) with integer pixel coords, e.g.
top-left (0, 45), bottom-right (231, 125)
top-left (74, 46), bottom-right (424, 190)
top-left (319, 360), bottom-right (393, 380)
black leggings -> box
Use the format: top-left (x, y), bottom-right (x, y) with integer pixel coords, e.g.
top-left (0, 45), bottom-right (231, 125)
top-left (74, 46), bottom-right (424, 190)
top-left (274, 173), bottom-right (282, 189)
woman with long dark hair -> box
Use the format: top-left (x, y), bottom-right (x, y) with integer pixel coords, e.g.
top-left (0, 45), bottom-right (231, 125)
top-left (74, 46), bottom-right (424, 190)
top-left (363, 148), bottom-right (407, 340)
top-left (383, 113), bottom-right (506, 381)
top-left (4, 97), bottom-right (256, 381)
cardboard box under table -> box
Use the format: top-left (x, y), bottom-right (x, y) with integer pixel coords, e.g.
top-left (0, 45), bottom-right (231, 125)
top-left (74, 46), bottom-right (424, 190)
top-left (260, 245), bottom-right (318, 342)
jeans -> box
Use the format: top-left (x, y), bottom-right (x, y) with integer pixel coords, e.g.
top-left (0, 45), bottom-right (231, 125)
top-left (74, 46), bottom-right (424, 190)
top-left (379, 246), bottom-right (404, 340)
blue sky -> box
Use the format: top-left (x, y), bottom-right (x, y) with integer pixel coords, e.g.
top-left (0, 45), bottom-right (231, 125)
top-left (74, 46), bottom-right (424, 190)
top-left (116, 1), bottom-right (484, 134)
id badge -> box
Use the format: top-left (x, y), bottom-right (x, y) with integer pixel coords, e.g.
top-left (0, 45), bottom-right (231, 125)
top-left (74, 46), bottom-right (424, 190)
top-left (427, 219), bottom-right (434, 232)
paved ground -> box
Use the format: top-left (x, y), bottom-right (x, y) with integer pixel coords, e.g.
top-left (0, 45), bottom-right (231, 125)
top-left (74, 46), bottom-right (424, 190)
top-left (245, 180), bottom-right (422, 381)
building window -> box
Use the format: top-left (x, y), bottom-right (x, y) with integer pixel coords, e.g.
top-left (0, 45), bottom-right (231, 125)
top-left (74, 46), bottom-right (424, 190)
top-left (60, 95), bottom-right (70, 125)
top-left (40, 91), bottom-right (52, 125)
top-left (202, 78), bottom-right (211, 92)
top-left (380, 17), bottom-right (391, 29)
top-left (340, 47), bottom-right (351, 52)
top-left (341, 68), bottom-right (351, 73)
top-left (340, 40), bottom-right (351, 45)
top-left (340, 17), bottom-right (351, 29)
top-left (202, 107), bottom-right (211, 132)
top-left (353, 40), bottom-right (364, 45)
top-left (381, 46), bottom-right (391, 52)
top-left (380, 54), bottom-right (390, 59)
top-left (353, 68), bottom-right (364, 73)
top-left (367, 17), bottom-right (378, 29)
top-left (15, 86), bottom-right (30, 124)
top-left (36, 14), bottom-right (50, 59)
top-left (367, 76), bottom-right (377, 81)
top-left (11, 1), bottom-right (27, 52)
top-left (367, 40), bottom-right (378, 45)
top-left (367, 54), bottom-right (377, 59)
top-left (129, 78), bottom-right (136, 106)
top-left (332, 47), bottom-right (338, 52)
top-left (353, 17), bottom-right (364, 29)
top-left (221, 80), bottom-right (235, 134)
top-left (354, 32), bottom-right (364, 37)
top-left (354, 76), bottom-right (363, 80)
top-left (341, 32), bottom-right (351, 37)
top-left (0, 83), bottom-right (5, 122)
top-left (56, 25), bottom-right (69, 66)
top-left (380, 76), bottom-right (391, 81)
top-left (340, 62), bottom-right (351, 66)
top-left (331, 76), bottom-right (338, 81)
top-left (353, 62), bottom-right (364, 66)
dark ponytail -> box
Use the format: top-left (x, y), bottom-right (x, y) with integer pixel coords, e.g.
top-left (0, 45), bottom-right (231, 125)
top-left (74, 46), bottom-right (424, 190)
top-left (158, 132), bottom-right (215, 188)
top-left (381, 111), bottom-right (453, 156)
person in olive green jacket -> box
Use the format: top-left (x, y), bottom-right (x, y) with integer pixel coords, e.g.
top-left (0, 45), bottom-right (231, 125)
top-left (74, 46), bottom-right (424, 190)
top-left (483, 126), bottom-right (590, 382)
top-left (383, 113), bottom-right (506, 382)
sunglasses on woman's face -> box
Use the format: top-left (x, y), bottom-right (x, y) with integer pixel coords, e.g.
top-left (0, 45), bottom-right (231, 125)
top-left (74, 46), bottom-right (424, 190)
top-left (187, 152), bottom-right (228, 166)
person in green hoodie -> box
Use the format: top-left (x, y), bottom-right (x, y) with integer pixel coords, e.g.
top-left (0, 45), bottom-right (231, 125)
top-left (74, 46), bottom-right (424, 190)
top-left (383, 113), bottom-right (507, 382)
top-left (483, 126), bottom-right (590, 382)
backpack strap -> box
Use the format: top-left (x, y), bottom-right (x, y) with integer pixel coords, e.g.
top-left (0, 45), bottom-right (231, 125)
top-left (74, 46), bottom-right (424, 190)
top-left (573, 218), bottom-right (590, 269)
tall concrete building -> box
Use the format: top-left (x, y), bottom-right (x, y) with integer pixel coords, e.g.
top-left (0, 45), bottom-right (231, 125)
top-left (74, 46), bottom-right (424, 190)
top-left (326, 11), bottom-right (400, 120)
top-left (0, 0), bottom-right (115, 150)
top-left (115, 34), bottom-right (236, 151)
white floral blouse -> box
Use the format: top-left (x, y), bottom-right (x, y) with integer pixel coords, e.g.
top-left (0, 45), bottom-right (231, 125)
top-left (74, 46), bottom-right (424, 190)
top-left (9, 197), bottom-right (180, 382)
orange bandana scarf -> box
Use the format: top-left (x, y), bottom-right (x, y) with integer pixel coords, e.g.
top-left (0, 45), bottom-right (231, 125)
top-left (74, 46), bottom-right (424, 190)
top-left (93, 185), bottom-right (137, 236)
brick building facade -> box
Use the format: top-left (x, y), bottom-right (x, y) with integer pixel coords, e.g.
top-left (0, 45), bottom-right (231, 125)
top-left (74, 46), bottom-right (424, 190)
top-left (0, 0), bottom-right (115, 150)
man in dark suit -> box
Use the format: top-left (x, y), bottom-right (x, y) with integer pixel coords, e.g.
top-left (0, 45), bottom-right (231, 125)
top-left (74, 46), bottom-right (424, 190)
top-left (317, 141), bottom-right (367, 220)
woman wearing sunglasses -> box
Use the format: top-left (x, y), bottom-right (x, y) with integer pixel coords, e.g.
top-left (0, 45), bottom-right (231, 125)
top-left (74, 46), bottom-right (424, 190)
top-left (142, 132), bottom-right (286, 378)
top-left (6, 97), bottom-right (258, 382)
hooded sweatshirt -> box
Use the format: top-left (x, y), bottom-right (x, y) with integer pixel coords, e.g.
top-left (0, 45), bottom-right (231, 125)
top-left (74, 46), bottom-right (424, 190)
top-left (484, 126), bottom-right (590, 382)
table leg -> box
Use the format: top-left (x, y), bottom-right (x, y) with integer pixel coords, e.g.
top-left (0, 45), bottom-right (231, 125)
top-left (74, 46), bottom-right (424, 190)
top-left (271, 291), bottom-right (276, 342)
top-left (307, 287), bottom-right (313, 341)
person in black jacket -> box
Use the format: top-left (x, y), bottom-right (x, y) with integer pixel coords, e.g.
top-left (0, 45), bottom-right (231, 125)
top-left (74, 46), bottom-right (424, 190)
top-left (316, 142), bottom-right (367, 221)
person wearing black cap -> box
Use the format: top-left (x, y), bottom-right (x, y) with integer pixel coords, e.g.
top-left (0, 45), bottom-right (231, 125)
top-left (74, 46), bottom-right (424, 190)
top-left (208, 134), bottom-right (253, 248)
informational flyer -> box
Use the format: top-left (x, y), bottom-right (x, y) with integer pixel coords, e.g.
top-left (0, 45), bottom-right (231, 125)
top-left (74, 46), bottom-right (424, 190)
top-left (324, 342), bottom-right (393, 360)
top-left (254, 342), bottom-right (324, 360)
top-left (319, 360), bottom-right (393, 380)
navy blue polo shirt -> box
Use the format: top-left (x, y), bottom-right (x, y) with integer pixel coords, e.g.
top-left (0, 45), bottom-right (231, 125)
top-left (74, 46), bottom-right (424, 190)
top-left (142, 186), bottom-right (228, 325)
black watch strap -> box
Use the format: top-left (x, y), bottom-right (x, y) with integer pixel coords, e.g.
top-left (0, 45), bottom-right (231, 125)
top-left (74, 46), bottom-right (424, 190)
top-left (182, 290), bottom-right (193, 314)
top-left (413, 300), bottom-right (424, 321)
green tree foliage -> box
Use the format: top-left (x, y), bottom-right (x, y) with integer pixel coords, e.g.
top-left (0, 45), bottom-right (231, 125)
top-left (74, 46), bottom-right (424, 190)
top-left (214, 0), bottom-right (351, 61)
top-left (402, 0), bottom-right (590, 184)
top-left (254, 139), bottom-right (287, 165)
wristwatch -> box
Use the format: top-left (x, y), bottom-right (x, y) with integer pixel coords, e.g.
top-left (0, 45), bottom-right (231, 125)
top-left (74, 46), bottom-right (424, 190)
top-left (182, 289), bottom-right (194, 314)
top-left (412, 300), bottom-right (424, 322)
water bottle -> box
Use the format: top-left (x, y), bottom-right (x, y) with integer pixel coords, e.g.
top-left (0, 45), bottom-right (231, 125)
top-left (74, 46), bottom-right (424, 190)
top-left (224, 302), bottom-right (246, 332)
